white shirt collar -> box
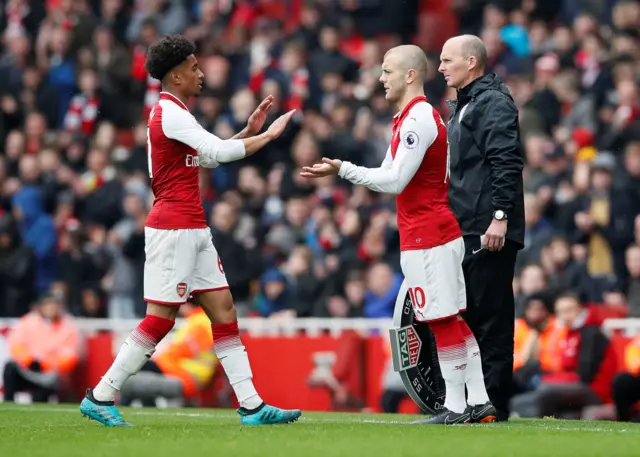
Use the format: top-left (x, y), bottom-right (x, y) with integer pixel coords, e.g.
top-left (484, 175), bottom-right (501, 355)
top-left (160, 91), bottom-right (189, 111)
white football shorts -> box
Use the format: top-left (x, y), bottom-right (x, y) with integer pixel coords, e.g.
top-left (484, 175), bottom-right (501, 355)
top-left (398, 236), bottom-right (466, 322)
top-left (143, 227), bottom-right (228, 305)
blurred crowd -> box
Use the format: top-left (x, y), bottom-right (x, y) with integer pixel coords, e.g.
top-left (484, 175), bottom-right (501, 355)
top-left (0, 0), bottom-right (639, 325)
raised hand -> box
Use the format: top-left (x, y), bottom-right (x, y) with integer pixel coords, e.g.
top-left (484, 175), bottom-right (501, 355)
top-left (247, 95), bottom-right (274, 135)
top-left (266, 109), bottom-right (296, 140)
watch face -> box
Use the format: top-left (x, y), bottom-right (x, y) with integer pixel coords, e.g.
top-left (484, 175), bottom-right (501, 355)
top-left (495, 210), bottom-right (504, 220)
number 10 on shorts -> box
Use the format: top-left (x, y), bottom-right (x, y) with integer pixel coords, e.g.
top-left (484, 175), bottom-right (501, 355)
top-left (408, 287), bottom-right (426, 309)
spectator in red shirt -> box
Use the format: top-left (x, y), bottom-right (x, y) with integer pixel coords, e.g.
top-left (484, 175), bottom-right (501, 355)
top-left (510, 292), bottom-right (616, 418)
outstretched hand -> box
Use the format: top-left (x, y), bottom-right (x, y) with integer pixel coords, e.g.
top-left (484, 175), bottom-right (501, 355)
top-left (300, 158), bottom-right (343, 178)
top-left (246, 95), bottom-right (274, 135)
top-left (266, 109), bottom-right (296, 140)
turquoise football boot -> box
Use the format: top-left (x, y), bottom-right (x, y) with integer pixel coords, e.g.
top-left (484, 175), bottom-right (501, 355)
top-left (80, 389), bottom-right (132, 427)
top-left (237, 403), bottom-right (302, 425)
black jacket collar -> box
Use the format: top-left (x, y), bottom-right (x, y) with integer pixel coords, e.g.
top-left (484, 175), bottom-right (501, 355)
top-left (447, 73), bottom-right (511, 112)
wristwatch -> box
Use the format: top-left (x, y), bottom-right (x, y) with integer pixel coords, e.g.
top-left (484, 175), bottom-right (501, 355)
top-left (493, 210), bottom-right (507, 221)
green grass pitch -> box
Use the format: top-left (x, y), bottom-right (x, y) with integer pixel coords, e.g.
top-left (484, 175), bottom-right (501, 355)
top-left (1, 404), bottom-right (639, 457)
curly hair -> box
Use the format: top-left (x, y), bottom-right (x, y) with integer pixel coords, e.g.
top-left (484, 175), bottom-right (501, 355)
top-left (145, 34), bottom-right (196, 81)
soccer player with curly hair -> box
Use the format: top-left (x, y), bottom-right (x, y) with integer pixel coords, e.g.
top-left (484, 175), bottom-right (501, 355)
top-left (80, 34), bottom-right (299, 427)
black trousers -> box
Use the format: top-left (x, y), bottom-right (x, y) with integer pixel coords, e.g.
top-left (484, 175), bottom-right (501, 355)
top-left (612, 372), bottom-right (640, 422)
top-left (510, 383), bottom-right (601, 418)
top-left (2, 360), bottom-right (55, 402)
top-left (461, 236), bottom-right (518, 420)
top-left (380, 389), bottom-right (407, 414)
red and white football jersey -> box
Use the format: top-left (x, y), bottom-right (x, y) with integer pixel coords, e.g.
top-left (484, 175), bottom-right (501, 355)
top-left (145, 92), bottom-right (244, 229)
top-left (339, 96), bottom-right (461, 250)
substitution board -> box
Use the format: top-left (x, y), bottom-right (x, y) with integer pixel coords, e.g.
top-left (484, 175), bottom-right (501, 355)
top-left (388, 291), bottom-right (446, 413)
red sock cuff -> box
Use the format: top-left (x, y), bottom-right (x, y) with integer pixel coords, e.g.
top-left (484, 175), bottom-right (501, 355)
top-left (458, 319), bottom-right (474, 339)
top-left (212, 321), bottom-right (239, 340)
top-left (135, 315), bottom-right (175, 346)
top-left (429, 316), bottom-right (465, 349)
top-left (212, 321), bottom-right (241, 353)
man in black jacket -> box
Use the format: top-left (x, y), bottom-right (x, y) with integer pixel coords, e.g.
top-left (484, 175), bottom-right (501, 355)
top-left (439, 35), bottom-right (525, 421)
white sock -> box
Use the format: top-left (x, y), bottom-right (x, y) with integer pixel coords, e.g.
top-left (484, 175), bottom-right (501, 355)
top-left (214, 331), bottom-right (263, 410)
top-left (436, 343), bottom-right (468, 414)
top-left (429, 318), bottom-right (469, 414)
top-left (463, 330), bottom-right (490, 406)
top-left (93, 336), bottom-right (156, 402)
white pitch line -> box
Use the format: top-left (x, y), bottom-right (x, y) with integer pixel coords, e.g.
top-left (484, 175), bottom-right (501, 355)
top-left (0, 406), bottom-right (631, 433)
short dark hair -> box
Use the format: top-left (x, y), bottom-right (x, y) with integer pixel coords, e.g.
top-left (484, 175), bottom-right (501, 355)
top-left (526, 291), bottom-right (554, 314)
top-left (145, 34), bottom-right (196, 81)
top-left (555, 290), bottom-right (583, 306)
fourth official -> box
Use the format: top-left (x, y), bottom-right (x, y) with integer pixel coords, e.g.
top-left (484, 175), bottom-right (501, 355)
top-left (439, 35), bottom-right (526, 421)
